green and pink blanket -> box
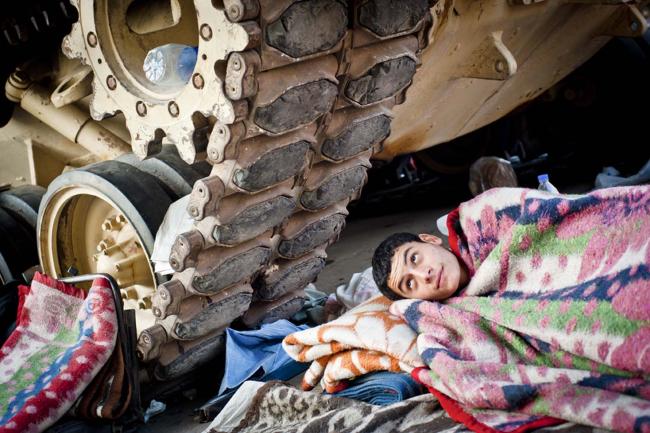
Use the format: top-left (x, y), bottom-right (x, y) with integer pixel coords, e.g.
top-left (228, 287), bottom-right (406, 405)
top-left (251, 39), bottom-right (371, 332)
top-left (0, 273), bottom-right (117, 433)
top-left (389, 186), bottom-right (650, 433)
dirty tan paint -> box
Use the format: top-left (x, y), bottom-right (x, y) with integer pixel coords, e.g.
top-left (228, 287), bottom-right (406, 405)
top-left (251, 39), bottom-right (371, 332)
top-left (380, 1), bottom-right (637, 159)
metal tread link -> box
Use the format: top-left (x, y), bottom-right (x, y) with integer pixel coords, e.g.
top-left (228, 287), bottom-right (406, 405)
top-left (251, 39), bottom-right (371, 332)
top-left (140, 0), bottom-right (433, 380)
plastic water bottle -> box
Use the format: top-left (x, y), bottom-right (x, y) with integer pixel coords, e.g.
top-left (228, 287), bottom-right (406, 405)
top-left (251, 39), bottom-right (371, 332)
top-left (143, 44), bottom-right (198, 88)
top-left (537, 174), bottom-right (559, 194)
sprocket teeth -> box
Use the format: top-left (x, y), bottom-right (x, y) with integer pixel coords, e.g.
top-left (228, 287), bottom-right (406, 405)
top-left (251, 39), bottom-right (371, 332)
top-left (166, 121), bottom-right (201, 164)
top-left (128, 122), bottom-right (163, 159)
top-left (89, 79), bottom-right (119, 120)
top-left (132, 138), bottom-right (163, 160)
top-left (61, 22), bottom-right (86, 62)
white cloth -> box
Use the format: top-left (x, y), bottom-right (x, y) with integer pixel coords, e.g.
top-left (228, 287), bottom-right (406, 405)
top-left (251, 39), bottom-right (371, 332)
top-left (203, 381), bottom-right (265, 433)
top-left (335, 267), bottom-right (380, 311)
top-left (436, 213), bottom-right (449, 236)
top-left (150, 195), bottom-right (194, 275)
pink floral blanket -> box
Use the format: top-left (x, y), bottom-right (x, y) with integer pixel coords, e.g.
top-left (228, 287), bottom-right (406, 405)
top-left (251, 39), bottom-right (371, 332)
top-left (390, 186), bottom-right (650, 433)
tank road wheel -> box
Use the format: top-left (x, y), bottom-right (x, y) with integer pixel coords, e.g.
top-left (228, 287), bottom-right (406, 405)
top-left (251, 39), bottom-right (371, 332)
top-left (0, 186), bottom-right (46, 343)
top-left (37, 161), bottom-right (174, 335)
top-left (117, 145), bottom-right (211, 198)
top-left (63, 0), bottom-right (434, 378)
top-left (0, 185), bottom-right (45, 283)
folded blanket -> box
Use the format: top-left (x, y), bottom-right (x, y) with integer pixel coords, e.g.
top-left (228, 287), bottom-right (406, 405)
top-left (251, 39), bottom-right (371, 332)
top-left (324, 371), bottom-right (425, 406)
top-left (391, 186), bottom-right (650, 433)
top-left (282, 295), bottom-right (423, 392)
top-left (0, 273), bottom-right (118, 433)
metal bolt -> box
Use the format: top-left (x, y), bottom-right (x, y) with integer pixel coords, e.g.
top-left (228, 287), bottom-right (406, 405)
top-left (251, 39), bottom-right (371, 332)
top-left (192, 73), bottom-right (204, 89)
top-left (136, 101), bottom-right (147, 116)
top-left (208, 148), bottom-right (220, 160)
top-left (159, 290), bottom-right (168, 300)
top-left (232, 56), bottom-right (242, 71)
top-left (106, 75), bottom-right (117, 90)
top-left (116, 214), bottom-right (127, 224)
top-left (87, 31), bottom-right (97, 47)
top-left (189, 206), bottom-right (199, 218)
top-left (200, 23), bottom-right (212, 41)
top-left (98, 239), bottom-right (114, 251)
top-left (170, 258), bottom-right (178, 269)
top-left (153, 307), bottom-right (161, 318)
top-left (228, 5), bottom-right (243, 21)
top-left (495, 60), bottom-right (505, 73)
top-left (168, 101), bottom-right (179, 117)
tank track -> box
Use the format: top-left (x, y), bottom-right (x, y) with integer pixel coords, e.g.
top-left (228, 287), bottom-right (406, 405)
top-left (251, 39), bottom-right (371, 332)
top-left (64, 0), bottom-right (434, 379)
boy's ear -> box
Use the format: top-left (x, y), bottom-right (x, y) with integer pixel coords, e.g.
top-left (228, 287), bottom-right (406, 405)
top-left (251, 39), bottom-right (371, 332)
top-left (419, 233), bottom-right (442, 245)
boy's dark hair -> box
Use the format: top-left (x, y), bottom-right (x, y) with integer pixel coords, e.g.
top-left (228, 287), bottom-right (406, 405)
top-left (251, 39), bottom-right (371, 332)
top-left (372, 232), bottom-right (421, 301)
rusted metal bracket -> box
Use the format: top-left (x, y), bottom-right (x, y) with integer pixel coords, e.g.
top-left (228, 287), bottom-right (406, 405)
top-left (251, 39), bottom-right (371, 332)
top-left (187, 176), bottom-right (226, 221)
top-left (207, 122), bottom-right (247, 164)
top-left (225, 0), bottom-right (261, 23)
top-left (226, 51), bottom-right (261, 101)
top-left (137, 323), bottom-right (168, 362)
top-left (169, 230), bottom-right (205, 272)
top-left (455, 31), bottom-right (517, 80)
top-left (152, 279), bottom-right (187, 319)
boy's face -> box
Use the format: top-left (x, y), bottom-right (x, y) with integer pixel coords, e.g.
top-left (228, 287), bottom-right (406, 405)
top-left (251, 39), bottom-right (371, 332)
top-left (388, 234), bottom-right (465, 301)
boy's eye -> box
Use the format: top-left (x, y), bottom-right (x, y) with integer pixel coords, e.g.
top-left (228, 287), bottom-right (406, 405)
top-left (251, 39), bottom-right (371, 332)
top-left (410, 253), bottom-right (417, 264)
top-left (407, 279), bottom-right (414, 290)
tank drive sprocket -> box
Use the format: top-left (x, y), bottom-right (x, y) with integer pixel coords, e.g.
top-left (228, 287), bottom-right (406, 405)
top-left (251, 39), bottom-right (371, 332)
top-left (62, 0), bottom-right (255, 163)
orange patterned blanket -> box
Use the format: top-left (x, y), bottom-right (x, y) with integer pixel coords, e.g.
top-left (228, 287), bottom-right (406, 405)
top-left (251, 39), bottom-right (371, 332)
top-left (282, 295), bottom-right (424, 393)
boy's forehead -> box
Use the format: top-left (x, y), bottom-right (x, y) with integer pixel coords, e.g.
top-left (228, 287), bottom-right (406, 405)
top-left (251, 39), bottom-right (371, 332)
top-left (388, 242), bottom-right (416, 289)
top-left (392, 241), bottom-right (418, 264)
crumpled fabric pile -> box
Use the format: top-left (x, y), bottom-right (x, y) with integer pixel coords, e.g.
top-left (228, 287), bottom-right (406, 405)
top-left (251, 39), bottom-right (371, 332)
top-left (0, 273), bottom-right (117, 433)
top-left (283, 295), bottom-right (423, 393)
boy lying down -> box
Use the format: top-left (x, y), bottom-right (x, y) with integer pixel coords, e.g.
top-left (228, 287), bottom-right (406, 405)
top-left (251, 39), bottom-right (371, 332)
top-left (372, 231), bottom-right (469, 301)
top-left (285, 186), bottom-right (650, 433)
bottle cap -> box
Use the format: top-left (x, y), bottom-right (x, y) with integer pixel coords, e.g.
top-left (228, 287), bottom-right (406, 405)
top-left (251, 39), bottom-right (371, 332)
top-left (537, 174), bottom-right (549, 183)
